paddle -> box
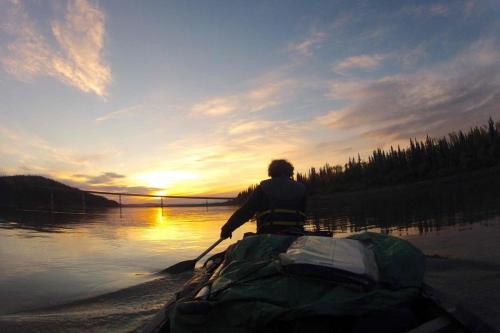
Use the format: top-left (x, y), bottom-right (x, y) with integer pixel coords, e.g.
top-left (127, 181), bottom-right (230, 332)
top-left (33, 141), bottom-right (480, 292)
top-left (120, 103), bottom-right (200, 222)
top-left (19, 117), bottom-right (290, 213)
top-left (161, 238), bottom-right (225, 274)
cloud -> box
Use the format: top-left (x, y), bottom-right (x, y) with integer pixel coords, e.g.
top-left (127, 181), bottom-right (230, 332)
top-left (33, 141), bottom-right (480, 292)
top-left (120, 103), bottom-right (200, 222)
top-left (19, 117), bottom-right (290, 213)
top-left (464, 0), bottom-right (477, 16)
top-left (1, 0), bottom-right (111, 96)
top-left (191, 24), bottom-right (325, 118)
top-left (191, 97), bottom-right (238, 116)
top-left (334, 54), bottom-right (386, 73)
top-left (287, 30), bottom-right (328, 57)
top-left (400, 45), bottom-right (427, 67)
top-left (72, 172), bottom-right (125, 185)
top-left (191, 80), bottom-right (295, 117)
top-left (313, 142), bottom-right (353, 155)
top-left (60, 178), bottom-right (156, 196)
top-left (228, 120), bottom-right (277, 135)
top-left (326, 79), bottom-right (365, 101)
top-left (154, 117), bottom-right (316, 193)
top-left (402, 3), bottom-right (450, 17)
top-left (429, 4), bottom-right (449, 16)
top-left (359, 26), bottom-right (386, 41)
top-left (318, 38), bottom-right (500, 141)
top-left (96, 105), bottom-right (155, 122)
top-left (333, 46), bottom-right (427, 74)
top-left (82, 185), bottom-right (156, 194)
top-left (0, 124), bottom-right (120, 175)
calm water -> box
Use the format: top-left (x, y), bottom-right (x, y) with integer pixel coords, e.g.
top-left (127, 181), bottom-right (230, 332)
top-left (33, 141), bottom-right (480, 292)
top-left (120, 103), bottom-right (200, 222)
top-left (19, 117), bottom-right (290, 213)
top-left (0, 206), bottom-right (255, 315)
top-left (0, 177), bottom-right (500, 330)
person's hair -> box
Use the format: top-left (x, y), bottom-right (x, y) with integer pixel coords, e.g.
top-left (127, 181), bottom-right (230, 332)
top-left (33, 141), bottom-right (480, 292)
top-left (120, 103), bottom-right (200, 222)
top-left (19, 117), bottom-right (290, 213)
top-left (268, 159), bottom-right (294, 178)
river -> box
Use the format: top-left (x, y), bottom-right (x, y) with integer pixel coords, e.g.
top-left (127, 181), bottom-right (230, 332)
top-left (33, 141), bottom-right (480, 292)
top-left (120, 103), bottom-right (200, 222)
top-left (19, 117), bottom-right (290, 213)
top-left (1, 176), bottom-right (500, 331)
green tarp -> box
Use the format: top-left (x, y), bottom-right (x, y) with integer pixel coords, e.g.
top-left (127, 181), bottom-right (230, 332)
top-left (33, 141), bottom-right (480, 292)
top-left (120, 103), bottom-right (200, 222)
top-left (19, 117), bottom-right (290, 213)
top-left (168, 233), bottom-right (425, 333)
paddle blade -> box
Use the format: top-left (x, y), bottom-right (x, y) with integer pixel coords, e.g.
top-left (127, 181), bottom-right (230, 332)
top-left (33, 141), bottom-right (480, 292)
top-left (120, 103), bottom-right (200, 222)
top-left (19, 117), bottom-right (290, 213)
top-left (161, 259), bottom-right (197, 274)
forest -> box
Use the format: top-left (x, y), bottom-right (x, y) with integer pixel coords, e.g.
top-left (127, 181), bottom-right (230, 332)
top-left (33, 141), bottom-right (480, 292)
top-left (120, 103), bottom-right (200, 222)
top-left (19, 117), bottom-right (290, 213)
top-left (233, 118), bottom-right (500, 202)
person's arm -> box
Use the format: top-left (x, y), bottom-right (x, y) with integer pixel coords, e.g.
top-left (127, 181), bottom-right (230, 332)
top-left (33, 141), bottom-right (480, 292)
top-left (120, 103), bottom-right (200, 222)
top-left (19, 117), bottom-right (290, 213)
top-left (220, 186), bottom-right (262, 238)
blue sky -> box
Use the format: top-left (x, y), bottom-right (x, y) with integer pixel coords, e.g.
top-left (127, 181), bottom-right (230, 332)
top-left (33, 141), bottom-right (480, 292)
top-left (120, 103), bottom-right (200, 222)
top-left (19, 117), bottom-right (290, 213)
top-left (1, 0), bottom-right (500, 196)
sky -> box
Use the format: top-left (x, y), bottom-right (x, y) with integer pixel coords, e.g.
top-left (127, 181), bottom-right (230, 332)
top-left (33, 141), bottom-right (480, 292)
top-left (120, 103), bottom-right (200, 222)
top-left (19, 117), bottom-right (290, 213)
top-left (1, 0), bottom-right (500, 197)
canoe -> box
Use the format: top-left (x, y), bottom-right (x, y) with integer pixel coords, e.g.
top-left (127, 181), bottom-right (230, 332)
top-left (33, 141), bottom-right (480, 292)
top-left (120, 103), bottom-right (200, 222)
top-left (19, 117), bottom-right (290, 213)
top-left (142, 232), bottom-right (493, 333)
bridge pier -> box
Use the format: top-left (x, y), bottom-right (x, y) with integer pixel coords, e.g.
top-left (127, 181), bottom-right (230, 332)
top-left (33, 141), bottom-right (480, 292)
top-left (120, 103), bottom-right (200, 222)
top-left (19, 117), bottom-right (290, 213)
top-left (119, 194), bottom-right (122, 217)
top-left (81, 192), bottom-right (86, 213)
top-left (50, 189), bottom-right (54, 213)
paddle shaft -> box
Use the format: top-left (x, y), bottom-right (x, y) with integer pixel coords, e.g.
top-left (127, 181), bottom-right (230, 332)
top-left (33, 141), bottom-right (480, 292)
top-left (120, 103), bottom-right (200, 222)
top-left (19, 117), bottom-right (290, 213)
top-left (161, 238), bottom-right (226, 273)
top-left (195, 238), bottom-right (224, 262)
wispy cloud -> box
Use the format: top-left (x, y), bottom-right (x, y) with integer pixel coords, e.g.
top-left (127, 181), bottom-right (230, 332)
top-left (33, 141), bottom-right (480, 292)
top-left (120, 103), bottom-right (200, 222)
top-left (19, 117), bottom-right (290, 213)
top-left (333, 45), bottom-right (427, 74)
top-left (191, 97), bottom-right (238, 116)
top-left (402, 3), bottom-right (450, 17)
top-left (148, 114), bottom-right (323, 193)
top-left (464, 0), bottom-right (477, 16)
top-left (400, 45), bottom-right (428, 67)
top-left (191, 80), bottom-right (295, 117)
top-left (0, 124), bottom-right (120, 174)
top-left (96, 105), bottom-right (155, 122)
top-left (1, 0), bottom-right (111, 96)
top-left (359, 26), bottom-right (386, 41)
top-left (429, 4), bottom-right (449, 16)
top-left (228, 120), bottom-right (277, 135)
top-left (191, 23), bottom-right (326, 118)
top-left (287, 30), bottom-right (328, 57)
top-left (318, 38), bottom-right (500, 141)
top-left (334, 54), bottom-right (386, 73)
top-left (72, 172), bottom-right (125, 185)
top-left (60, 177), bottom-right (155, 196)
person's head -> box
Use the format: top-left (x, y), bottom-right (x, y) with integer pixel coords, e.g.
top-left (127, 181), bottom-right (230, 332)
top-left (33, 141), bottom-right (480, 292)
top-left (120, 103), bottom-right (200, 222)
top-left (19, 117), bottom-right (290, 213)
top-left (268, 159), bottom-right (294, 178)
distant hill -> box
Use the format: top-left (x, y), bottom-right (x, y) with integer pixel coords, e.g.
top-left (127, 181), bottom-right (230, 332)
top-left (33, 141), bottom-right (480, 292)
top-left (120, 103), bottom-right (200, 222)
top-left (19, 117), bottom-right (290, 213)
top-left (0, 175), bottom-right (119, 210)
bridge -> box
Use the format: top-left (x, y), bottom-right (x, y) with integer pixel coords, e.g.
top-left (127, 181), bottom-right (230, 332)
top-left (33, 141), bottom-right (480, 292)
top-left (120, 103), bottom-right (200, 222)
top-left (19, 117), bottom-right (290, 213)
top-left (45, 188), bottom-right (236, 213)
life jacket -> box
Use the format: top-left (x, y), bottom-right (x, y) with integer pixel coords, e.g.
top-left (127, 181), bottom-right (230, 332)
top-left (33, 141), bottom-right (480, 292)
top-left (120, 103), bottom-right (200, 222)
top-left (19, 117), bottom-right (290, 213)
top-left (256, 177), bottom-right (306, 232)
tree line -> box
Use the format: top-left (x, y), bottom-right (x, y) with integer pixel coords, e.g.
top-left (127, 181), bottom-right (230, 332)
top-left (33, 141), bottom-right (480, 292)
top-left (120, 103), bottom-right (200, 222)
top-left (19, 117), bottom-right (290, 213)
top-left (232, 118), bottom-right (500, 202)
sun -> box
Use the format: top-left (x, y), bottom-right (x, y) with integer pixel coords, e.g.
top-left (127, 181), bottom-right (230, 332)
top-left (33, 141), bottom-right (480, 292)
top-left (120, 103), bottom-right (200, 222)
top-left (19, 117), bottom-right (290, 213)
top-left (155, 190), bottom-right (167, 196)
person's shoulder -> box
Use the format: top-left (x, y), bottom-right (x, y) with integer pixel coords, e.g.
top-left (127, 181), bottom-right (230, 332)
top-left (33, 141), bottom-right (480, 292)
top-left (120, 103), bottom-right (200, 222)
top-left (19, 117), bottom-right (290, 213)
top-left (256, 180), bottom-right (269, 194)
top-left (250, 183), bottom-right (264, 195)
top-left (261, 177), bottom-right (305, 190)
top-left (259, 178), bottom-right (272, 186)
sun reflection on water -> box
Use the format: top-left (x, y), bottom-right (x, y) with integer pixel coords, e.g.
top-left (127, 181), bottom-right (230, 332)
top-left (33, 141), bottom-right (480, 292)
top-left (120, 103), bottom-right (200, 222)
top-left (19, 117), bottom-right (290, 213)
top-left (0, 206), bottom-right (255, 315)
top-left (121, 207), bottom-right (255, 251)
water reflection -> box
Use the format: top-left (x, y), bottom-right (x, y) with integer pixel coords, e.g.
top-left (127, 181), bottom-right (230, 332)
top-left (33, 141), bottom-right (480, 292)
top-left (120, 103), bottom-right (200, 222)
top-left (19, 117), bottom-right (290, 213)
top-left (0, 206), bottom-right (254, 314)
top-left (1, 178), bottom-right (500, 314)
top-left (306, 176), bottom-right (500, 236)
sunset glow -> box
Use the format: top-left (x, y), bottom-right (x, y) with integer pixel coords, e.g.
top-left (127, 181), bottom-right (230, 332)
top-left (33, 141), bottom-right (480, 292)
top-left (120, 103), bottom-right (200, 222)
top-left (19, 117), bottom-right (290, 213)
top-left (136, 171), bottom-right (199, 191)
top-left (1, 1), bottom-right (499, 196)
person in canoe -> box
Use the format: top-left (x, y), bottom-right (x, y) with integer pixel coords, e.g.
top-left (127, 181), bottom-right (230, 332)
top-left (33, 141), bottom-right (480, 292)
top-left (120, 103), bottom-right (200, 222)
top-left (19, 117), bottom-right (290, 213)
top-left (220, 159), bottom-right (307, 239)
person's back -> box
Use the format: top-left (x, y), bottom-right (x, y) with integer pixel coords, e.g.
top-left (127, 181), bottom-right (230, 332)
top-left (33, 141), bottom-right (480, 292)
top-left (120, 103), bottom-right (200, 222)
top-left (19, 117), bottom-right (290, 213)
top-left (220, 159), bottom-right (307, 239)
top-left (256, 176), bottom-right (306, 233)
